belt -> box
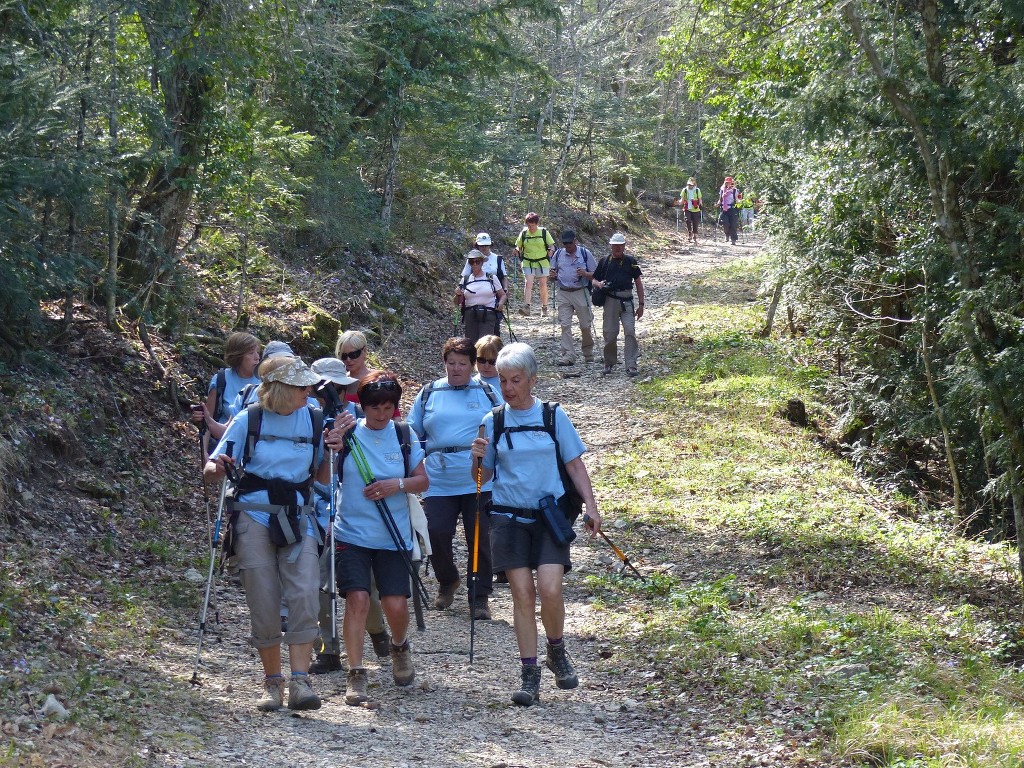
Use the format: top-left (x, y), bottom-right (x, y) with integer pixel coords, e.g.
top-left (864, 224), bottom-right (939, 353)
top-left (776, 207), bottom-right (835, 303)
top-left (490, 504), bottom-right (538, 522)
top-left (558, 285), bottom-right (585, 292)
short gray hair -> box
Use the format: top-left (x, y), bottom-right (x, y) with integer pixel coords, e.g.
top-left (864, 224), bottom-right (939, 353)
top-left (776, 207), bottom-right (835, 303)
top-left (496, 342), bottom-right (537, 379)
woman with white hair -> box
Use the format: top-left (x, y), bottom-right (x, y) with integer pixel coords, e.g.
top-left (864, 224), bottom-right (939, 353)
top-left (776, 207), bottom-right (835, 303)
top-left (470, 342), bottom-right (602, 706)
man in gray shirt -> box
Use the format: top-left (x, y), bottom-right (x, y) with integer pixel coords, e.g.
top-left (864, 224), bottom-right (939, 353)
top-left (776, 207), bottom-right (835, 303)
top-left (549, 230), bottom-right (597, 366)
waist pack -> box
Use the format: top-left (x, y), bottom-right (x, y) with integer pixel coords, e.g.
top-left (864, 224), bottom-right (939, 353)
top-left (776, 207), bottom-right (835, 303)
top-left (539, 494), bottom-right (576, 547)
top-left (591, 286), bottom-right (608, 306)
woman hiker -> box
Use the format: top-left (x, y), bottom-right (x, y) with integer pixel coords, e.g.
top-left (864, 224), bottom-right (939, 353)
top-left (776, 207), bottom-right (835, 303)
top-left (469, 342), bottom-right (602, 706)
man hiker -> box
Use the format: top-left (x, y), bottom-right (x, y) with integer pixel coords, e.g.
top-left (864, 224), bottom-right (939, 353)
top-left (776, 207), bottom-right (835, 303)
top-left (549, 229), bottom-right (597, 366)
top-left (512, 212), bottom-right (555, 317)
top-left (679, 177), bottom-right (702, 244)
top-left (593, 232), bottom-right (645, 377)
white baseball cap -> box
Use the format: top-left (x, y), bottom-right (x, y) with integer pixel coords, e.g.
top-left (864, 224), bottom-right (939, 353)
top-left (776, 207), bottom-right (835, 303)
top-left (475, 232), bottom-right (492, 246)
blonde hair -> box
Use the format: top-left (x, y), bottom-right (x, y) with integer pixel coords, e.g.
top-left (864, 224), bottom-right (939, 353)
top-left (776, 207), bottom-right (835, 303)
top-left (335, 330), bottom-right (368, 357)
top-left (475, 335), bottom-right (504, 360)
top-left (224, 332), bottom-right (261, 370)
top-left (257, 356), bottom-right (301, 415)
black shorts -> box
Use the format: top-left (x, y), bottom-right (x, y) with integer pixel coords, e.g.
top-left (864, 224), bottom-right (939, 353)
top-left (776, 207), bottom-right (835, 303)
top-left (489, 513), bottom-right (572, 573)
top-left (335, 542), bottom-right (411, 599)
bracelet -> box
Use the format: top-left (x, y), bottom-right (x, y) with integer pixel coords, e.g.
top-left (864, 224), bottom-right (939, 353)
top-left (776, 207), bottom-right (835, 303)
top-left (398, 477), bottom-right (405, 491)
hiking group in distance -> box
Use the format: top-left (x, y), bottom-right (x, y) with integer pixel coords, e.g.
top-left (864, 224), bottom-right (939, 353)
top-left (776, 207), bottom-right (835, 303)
top-left (189, 204), bottom-right (693, 714)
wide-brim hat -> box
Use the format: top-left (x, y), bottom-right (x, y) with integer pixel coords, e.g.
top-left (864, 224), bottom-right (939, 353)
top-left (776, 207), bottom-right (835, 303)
top-left (311, 357), bottom-right (357, 386)
top-left (262, 358), bottom-right (320, 387)
top-left (466, 249), bottom-right (486, 262)
top-left (608, 232), bottom-right (626, 245)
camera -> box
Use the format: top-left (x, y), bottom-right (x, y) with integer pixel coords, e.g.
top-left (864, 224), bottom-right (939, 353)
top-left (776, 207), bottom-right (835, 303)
top-left (190, 404), bottom-right (204, 414)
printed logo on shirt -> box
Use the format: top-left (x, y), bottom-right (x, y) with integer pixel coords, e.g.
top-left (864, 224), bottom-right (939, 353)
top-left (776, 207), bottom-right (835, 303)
top-left (384, 451), bottom-right (402, 463)
top-left (467, 401), bottom-right (480, 410)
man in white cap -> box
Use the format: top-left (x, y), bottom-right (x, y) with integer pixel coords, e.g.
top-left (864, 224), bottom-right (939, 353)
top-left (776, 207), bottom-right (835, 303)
top-left (593, 233), bottom-right (645, 377)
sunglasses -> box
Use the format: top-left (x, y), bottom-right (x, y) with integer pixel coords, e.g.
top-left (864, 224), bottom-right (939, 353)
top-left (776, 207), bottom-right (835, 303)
top-left (340, 348), bottom-right (364, 361)
top-left (477, 358), bottom-right (496, 366)
top-left (362, 379), bottom-right (400, 392)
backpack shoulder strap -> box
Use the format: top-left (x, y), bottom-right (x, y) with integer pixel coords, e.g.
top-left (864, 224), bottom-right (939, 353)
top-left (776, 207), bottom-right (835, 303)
top-left (214, 368), bottom-right (228, 419)
top-left (394, 420), bottom-right (412, 478)
top-left (480, 381), bottom-right (499, 408)
top-left (243, 404), bottom-right (263, 467)
top-left (307, 406), bottom-right (324, 482)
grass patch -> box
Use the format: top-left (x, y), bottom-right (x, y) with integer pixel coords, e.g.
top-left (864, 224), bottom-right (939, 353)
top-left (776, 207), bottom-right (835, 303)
top-left (586, 254), bottom-right (1024, 766)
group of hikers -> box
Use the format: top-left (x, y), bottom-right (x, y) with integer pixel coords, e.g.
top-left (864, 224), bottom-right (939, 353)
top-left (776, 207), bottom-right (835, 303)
top-left (456, 213), bottom-right (646, 377)
top-left (193, 318), bottom-right (604, 712)
top-left (674, 175), bottom-right (758, 246)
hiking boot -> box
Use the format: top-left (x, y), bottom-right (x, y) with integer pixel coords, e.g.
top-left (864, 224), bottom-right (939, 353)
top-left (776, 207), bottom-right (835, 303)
top-left (626, 368), bottom-right (639, 378)
top-left (602, 365), bottom-right (613, 375)
top-left (256, 675), bottom-right (285, 712)
top-left (541, 305), bottom-right (548, 317)
top-left (545, 642), bottom-right (579, 690)
top-left (433, 580), bottom-right (459, 610)
top-left (511, 664), bottom-right (542, 706)
top-left (518, 305), bottom-right (531, 316)
top-left (345, 668), bottom-right (368, 705)
top-left (369, 630), bottom-right (391, 658)
top-left (494, 571), bottom-right (508, 584)
top-left (584, 356), bottom-right (595, 363)
top-left (287, 674), bottom-right (322, 711)
top-left (557, 357), bottom-right (574, 366)
top-left (472, 597), bottom-right (491, 621)
top-left (390, 640), bottom-right (415, 686)
top-left (307, 653), bottom-right (342, 674)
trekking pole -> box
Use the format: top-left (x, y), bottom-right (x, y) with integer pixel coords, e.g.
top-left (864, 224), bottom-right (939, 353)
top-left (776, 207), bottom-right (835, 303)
top-left (583, 513), bottom-right (645, 581)
top-left (346, 433), bottom-right (431, 618)
top-left (504, 310), bottom-right (518, 343)
top-left (325, 417), bottom-right (339, 649)
top-left (191, 439), bottom-right (235, 686)
top-left (469, 425), bottom-right (484, 664)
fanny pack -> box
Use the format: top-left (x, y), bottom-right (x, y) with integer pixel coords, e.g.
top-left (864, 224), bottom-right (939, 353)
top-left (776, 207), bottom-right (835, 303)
top-left (538, 495), bottom-right (576, 547)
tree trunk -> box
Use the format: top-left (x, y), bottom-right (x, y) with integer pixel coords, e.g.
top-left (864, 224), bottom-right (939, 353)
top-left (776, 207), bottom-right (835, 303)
top-left (105, 7), bottom-right (119, 329)
top-left (380, 86), bottom-right (405, 232)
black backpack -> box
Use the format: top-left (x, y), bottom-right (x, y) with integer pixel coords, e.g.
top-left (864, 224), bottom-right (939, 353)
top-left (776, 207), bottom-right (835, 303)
top-left (491, 402), bottom-right (585, 522)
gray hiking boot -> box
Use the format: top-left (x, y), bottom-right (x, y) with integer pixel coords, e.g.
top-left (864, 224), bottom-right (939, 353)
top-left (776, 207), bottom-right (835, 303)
top-left (472, 596), bottom-right (492, 621)
top-left (511, 664), bottom-right (542, 706)
top-left (390, 640), bottom-right (415, 686)
top-left (545, 642), bottom-right (579, 690)
top-left (256, 675), bottom-right (285, 711)
top-left (369, 630), bottom-right (391, 658)
top-left (433, 580), bottom-right (459, 610)
top-left (287, 674), bottom-right (322, 711)
top-left (307, 653), bottom-right (342, 674)
top-left (345, 668), bottom-right (368, 705)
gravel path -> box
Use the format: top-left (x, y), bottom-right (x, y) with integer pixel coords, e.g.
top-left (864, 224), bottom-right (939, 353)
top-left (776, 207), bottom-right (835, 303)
top-left (158, 222), bottom-right (761, 768)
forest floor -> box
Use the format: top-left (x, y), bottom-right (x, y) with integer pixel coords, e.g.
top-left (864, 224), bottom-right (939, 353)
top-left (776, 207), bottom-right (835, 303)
top-left (3, 213), bottom-right (1023, 768)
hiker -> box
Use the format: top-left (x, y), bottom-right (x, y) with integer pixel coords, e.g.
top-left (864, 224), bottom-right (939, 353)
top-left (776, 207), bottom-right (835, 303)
top-left (469, 342), bottom-right (602, 706)
top-left (191, 331), bottom-right (261, 446)
top-left (593, 233), bottom-right (645, 377)
top-left (549, 229), bottom-right (597, 366)
top-left (227, 340), bottom-right (304, 415)
top-left (680, 177), bottom-right (702, 244)
top-left (455, 250), bottom-right (506, 344)
top-left (335, 330), bottom-right (401, 418)
top-left (409, 337), bottom-right (501, 620)
top-left (203, 355), bottom-right (329, 712)
top-left (717, 176), bottom-right (740, 245)
top-left (324, 371), bottom-right (429, 706)
top-left (474, 335), bottom-right (504, 396)
top-left (737, 188), bottom-right (755, 231)
top-left (512, 212), bottom-right (555, 317)
top-left (461, 232), bottom-right (510, 322)
top-left (306, 357), bottom-right (392, 673)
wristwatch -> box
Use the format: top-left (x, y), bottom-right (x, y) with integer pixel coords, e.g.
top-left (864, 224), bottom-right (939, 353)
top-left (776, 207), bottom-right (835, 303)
top-left (398, 477), bottom-right (405, 491)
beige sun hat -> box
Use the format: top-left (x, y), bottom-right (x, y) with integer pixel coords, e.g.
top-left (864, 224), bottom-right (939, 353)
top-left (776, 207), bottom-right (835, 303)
top-left (262, 357), bottom-right (320, 387)
top-left (311, 357), bottom-right (357, 386)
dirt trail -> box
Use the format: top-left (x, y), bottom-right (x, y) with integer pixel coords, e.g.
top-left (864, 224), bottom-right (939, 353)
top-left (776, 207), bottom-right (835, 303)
top-left (158, 220), bottom-right (762, 768)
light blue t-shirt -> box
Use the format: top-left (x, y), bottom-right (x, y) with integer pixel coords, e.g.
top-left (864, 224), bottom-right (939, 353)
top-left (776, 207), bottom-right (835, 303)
top-left (409, 378), bottom-right (500, 497)
top-left (473, 374), bottom-right (504, 403)
top-left (210, 406), bottom-right (324, 533)
top-left (482, 399), bottom-right (585, 511)
top-left (208, 368), bottom-right (261, 421)
top-left (334, 420), bottom-right (426, 550)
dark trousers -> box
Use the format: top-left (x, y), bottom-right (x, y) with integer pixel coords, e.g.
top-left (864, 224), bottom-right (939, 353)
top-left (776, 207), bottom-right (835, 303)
top-left (463, 307), bottom-right (498, 345)
top-left (685, 210), bottom-right (701, 237)
top-left (424, 492), bottom-right (493, 600)
top-left (721, 208), bottom-right (739, 242)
